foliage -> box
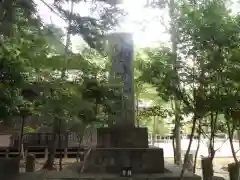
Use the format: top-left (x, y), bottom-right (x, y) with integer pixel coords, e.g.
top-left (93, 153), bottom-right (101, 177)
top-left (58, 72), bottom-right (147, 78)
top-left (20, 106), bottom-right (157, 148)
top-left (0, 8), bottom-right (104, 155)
top-left (0, 37), bottom-right (31, 122)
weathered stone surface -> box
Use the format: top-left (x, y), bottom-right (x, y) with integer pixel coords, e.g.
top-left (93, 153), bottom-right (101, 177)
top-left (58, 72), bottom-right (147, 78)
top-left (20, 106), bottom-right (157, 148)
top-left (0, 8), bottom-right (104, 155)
top-left (0, 158), bottom-right (19, 178)
top-left (97, 127), bottom-right (148, 148)
top-left (107, 33), bottom-right (135, 126)
top-left (83, 147), bottom-right (164, 174)
top-left (228, 162), bottom-right (239, 180)
top-left (26, 154), bottom-right (35, 172)
top-left (201, 157), bottom-right (213, 180)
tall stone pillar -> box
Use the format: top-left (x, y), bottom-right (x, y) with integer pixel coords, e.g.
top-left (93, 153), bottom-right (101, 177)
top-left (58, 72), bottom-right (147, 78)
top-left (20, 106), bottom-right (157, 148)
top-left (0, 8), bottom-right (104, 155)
top-left (107, 33), bottom-right (135, 127)
top-left (96, 33), bottom-right (147, 148)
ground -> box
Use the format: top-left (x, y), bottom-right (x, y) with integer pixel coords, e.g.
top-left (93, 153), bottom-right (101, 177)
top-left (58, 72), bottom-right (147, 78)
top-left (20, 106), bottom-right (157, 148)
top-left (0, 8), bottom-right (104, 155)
top-left (17, 157), bottom-right (232, 180)
top-left (20, 157), bottom-right (233, 172)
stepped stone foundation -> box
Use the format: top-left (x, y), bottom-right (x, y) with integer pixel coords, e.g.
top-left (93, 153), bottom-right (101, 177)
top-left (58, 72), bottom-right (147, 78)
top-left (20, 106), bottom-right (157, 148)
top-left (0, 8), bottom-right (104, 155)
top-left (84, 127), bottom-right (165, 174)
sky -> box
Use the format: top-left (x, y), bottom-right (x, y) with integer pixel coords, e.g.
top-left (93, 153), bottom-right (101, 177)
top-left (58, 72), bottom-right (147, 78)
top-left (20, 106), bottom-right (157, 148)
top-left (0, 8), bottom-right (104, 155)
top-left (36, 0), bottom-right (240, 51)
top-left (36, 0), bottom-right (170, 50)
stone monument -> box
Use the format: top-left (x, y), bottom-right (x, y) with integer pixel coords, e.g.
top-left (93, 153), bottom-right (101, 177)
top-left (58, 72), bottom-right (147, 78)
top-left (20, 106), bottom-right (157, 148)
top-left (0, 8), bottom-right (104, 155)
top-left (15, 33), bottom-right (201, 180)
top-left (108, 33), bottom-right (135, 126)
top-left (83, 33), bottom-right (164, 174)
top-left (81, 33), bottom-right (200, 180)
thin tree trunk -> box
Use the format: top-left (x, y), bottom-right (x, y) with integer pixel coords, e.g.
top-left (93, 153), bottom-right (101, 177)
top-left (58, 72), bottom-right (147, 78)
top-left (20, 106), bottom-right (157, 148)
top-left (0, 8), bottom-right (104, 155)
top-left (193, 121), bottom-right (201, 173)
top-left (238, 130), bottom-right (240, 156)
top-left (170, 100), bottom-right (177, 164)
top-left (76, 135), bottom-right (83, 162)
top-left (136, 89), bottom-right (139, 127)
top-left (180, 116), bottom-right (197, 180)
top-left (18, 116), bottom-right (25, 159)
top-left (209, 111), bottom-right (217, 161)
top-left (175, 111), bottom-right (182, 165)
top-left (226, 117), bottom-right (240, 180)
top-left (43, 119), bottom-right (58, 170)
top-left (152, 116), bottom-right (156, 145)
top-left (76, 126), bottom-right (86, 162)
top-left (172, 125), bottom-right (177, 164)
top-left (61, 0), bottom-right (74, 79)
top-left (226, 118), bottom-right (238, 163)
top-left (58, 119), bottom-right (62, 171)
top-left (169, 0), bottom-right (182, 165)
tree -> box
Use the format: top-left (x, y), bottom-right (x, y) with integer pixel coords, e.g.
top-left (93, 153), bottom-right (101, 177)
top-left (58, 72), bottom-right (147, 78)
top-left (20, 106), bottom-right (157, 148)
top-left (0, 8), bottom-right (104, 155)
top-left (0, 37), bottom-right (30, 124)
top-left (139, 105), bottom-right (168, 144)
top-left (140, 0), bottom-right (240, 177)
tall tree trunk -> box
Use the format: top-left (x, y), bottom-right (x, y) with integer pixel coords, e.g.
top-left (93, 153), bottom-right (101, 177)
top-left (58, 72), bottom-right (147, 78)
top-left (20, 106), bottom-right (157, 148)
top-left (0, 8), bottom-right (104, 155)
top-left (76, 134), bottom-right (83, 162)
top-left (226, 117), bottom-right (238, 163)
top-left (180, 116), bottom-right (197, 180)
top-left (169, 0), bottom-right (182, 165)
top-left (43, 119), bottom-right (58, 170)
top-left (238, 130), bottom-right (240, 155)
top-left (152, 116), bottom-right (156, 145)
top-left (136, 87), bottom-right (140, 127)
top-left (44, 0), bottom-right (74, 171)
top-left (174, 110), bottom-right (182, 165)
top-left (172, 126), bottom-right (177, 164)
top-left (226, 116), bottom-right (240, 180)
top-left (58, 119), bottom-right (63, 171)
top-left (61, 0), bottom-right (74, 79)
top-left (209, 112), bottom-right (217, 161)
top-left (193, 121), bottom-right (201, 173)
top-left (18, 116), bottom-right (25, 159)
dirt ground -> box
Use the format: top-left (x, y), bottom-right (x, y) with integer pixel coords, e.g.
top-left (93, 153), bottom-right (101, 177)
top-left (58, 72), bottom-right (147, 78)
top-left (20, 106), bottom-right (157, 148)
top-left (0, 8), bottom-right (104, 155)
top-left (20, 158), bottom-right (78, 172)
top-left (19, 157), bottom-right (235, 172)
top-left (166, 157), bottom-right (234, 171)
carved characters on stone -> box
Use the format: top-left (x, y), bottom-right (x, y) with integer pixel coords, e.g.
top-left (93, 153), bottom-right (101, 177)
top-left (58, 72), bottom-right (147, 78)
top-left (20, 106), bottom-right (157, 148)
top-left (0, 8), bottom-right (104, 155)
top-left (108, 33), bottom-right (135, 125)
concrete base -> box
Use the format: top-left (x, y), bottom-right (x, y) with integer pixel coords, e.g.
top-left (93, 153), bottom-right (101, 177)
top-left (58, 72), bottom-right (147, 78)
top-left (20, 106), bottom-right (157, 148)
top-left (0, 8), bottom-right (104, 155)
top-left (83, 147), bottom-right (164, 173)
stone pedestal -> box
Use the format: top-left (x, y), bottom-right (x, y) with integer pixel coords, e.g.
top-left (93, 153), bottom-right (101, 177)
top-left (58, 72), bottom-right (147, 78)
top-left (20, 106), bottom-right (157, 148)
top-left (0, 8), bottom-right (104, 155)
top-left (84, 147), bottom-right (164, 173)
top-left (201, 157), bottom-right (213, 180)
top-left (97, 127), bottom-right (148, 148)
top-left (228, 162), bottom-right (239, 180)
top-left (84, 127), bottom-right (165, 174)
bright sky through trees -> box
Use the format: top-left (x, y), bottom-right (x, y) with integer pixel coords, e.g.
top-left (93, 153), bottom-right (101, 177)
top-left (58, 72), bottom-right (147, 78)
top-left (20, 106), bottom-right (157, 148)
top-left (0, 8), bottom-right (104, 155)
top-left (36, 0), bottom-right (170, 50)
top-left (36, 0), bottom-right (240, 50)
